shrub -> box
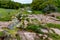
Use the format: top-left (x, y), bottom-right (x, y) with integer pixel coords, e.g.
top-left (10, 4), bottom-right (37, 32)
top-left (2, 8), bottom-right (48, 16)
top-left (26, 24), bottom-right (43, 33)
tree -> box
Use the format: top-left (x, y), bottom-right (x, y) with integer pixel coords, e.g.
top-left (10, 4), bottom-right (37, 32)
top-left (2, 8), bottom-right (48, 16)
top-left (31, 0), bottom-right (58, 12)
top-left (0, 0), bottom-right (22, 9)
top-left (31, 0), bottom-right (45, 10)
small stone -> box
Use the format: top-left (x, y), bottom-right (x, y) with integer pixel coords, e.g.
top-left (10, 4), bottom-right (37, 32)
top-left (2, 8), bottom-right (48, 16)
top-left (49, 30), bottom-right (53, 33)
top-left (48, 37), bottom-right (53, 40)
top-left (38, 34), bottom-right (42, 37)
top-left (44, 35), bottom-right (47, 38)
top-left (41, 29), bottom-right (48, 33)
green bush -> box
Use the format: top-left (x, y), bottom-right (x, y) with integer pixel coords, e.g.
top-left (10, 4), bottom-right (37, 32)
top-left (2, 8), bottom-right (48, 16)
top-left (0, 1), bottom-right (21, 9)
top-left (26, 24), bottom-right (43, 33)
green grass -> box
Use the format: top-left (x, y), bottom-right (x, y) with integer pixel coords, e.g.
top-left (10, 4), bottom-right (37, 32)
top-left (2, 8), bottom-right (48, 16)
top-left (46, 23), bottom-right (60, 29)
top-left (56, 16), bottom-right (60, 20)
top-left (0, 31), bottom-right (5, 37)
top-left (0, 8), bottom-right (17, 21)
top-left (16, 34), bottom-right (21, 40)
top-left (26, 24), bottom-right (44, 33)
top-left (48, 33), bottom-right (60, 40)
top-left (32, 10), bottom-right (43, 14)
top-left (23, 11), bottom-right (29, 14)
top-left (45, 23), bottom-right (60, 40)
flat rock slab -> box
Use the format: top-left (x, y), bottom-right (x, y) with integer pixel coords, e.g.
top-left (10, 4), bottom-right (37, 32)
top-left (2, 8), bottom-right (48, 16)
top-left (28, 14), bottom-right (60, 24)
top-left (17, 30), bottom-right (40, 40)
top-left (41, 29), bottom-right (48, 33)
top-left (51, 28), bottom-right (60, 35)
top-left (0, 21), bottom-right (11, 28)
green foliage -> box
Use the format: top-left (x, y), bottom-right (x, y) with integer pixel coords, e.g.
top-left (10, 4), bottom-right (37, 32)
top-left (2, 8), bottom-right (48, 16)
top-left (7, 30), bottom-right (17, 36)
top-left (22, 4), bottom-right (31, 8)
top-left (31, 0), bottom-right (45, 10)
top-left (31, 0), bottom-right (58, 13)
top-left (16, 10), bottom-right (29, 21)
top-left (0, 0), bottom-right (22, 9)
top-left (56, 0), bottom-right (60, 8)
top-left (16, 34), bottom-right (21, 40)
top-left (26, 24), bottom-right (43, 33)
top-left (57, 8), bottom-right (60, 12)
top-left (56, 16), bottom-right (60, 20)
top-left (0, 31), bottom-right (5, 37)
top-left (49, 33), bottom-right (60, 40)
top-left (46, 23), bottom-right (60, 29)
top-left (32, 11), bottom-right (43, 14)
top-left (0, 8), bottom-right (17, 21)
